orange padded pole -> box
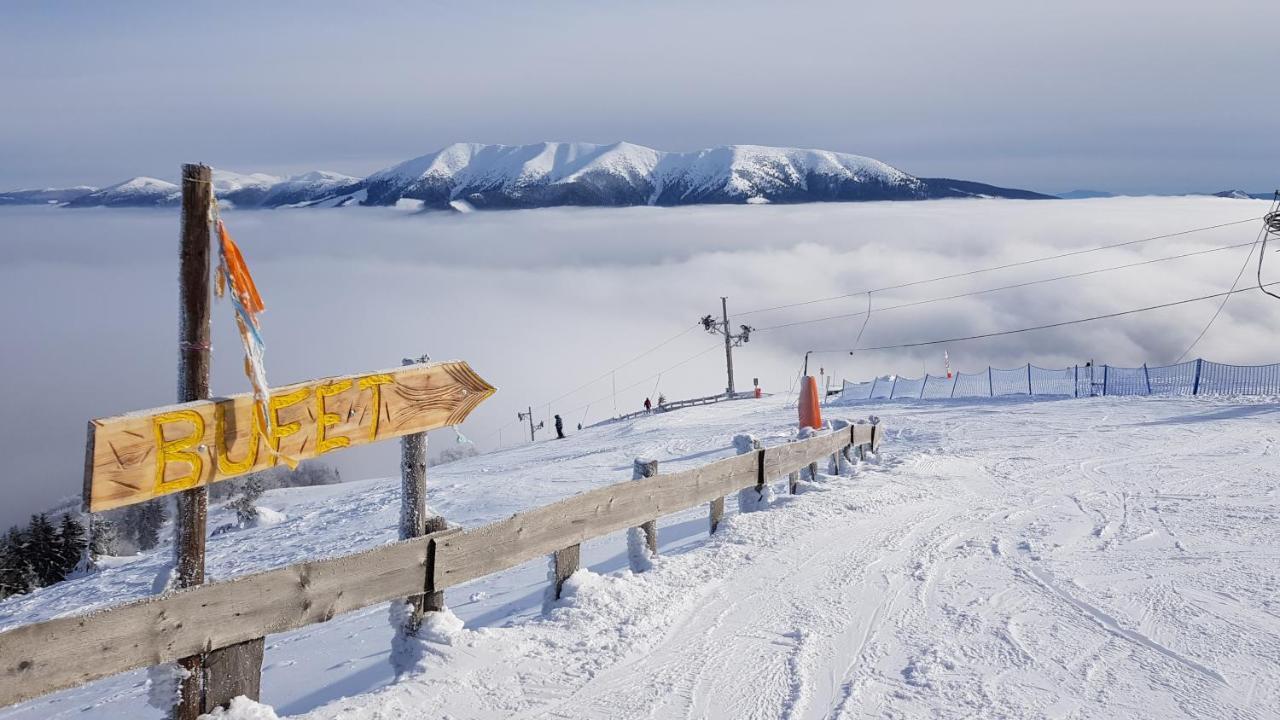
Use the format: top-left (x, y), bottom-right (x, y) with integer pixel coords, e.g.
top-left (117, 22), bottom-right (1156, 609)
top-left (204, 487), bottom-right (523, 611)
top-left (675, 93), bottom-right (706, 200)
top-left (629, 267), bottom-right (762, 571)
top-left (798, 375), bottom-right (823, 430)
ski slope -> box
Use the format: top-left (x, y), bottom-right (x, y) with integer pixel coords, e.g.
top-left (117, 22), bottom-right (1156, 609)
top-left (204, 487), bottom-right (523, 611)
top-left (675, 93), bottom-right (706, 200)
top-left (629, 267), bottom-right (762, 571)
top-left (2, 393), bottom-right (1278, 719)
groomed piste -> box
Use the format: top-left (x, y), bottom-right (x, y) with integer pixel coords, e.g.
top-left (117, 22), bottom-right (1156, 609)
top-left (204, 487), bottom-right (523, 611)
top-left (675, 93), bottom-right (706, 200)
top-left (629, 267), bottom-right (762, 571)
top-left (1, 392), bottom-right (1276, 719)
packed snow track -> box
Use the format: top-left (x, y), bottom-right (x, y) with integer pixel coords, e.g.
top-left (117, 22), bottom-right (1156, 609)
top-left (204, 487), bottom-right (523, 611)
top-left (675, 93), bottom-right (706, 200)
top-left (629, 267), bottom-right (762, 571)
top-left (1, 395), bottom-right (1277, 719)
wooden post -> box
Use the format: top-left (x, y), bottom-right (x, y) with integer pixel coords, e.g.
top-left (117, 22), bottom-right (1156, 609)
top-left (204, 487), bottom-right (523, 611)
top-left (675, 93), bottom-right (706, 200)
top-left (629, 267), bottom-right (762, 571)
top-left (201, 644), bottom-right (263, 712)
top-left (398, 355), bottom-right (435, 627)
top-left (708, 496), bottom-right (724, 534)
top-left (735, 435), bottom-right (767, 512)
top-left (172, 163), bottom-right (211, 720)
top-left (422, 516), bottom-right (448, 612)
top-left (628, 459), bottom-right (658, 571)
top-left (844, 424), bottom-right (856, 470)
top-left (551, 544), bottom-right (580, 600)
top-left (172, 164), bottom-right (265, 719)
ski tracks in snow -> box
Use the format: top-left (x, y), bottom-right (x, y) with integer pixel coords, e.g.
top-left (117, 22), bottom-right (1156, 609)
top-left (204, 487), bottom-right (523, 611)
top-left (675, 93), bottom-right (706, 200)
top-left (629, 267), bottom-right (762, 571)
top-left (227, 397), bottom-right (1280, 718)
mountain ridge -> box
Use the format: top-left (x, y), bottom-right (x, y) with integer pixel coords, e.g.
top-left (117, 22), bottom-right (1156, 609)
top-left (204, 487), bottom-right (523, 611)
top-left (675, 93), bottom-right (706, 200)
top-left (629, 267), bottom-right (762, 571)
top-left (2, 142), bottom-right (1056, 210)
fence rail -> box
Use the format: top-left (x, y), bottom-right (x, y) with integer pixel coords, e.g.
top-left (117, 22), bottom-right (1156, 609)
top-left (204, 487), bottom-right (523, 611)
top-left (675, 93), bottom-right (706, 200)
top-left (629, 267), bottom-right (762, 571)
top-left (0, 421), bottom-right (878, 709)
top-left (840, 358), bottom-right (1280, 401)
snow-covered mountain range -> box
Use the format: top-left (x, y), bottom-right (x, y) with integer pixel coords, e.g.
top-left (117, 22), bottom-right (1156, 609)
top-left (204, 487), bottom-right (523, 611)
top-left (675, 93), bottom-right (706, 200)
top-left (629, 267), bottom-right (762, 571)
top-left (2, 142), bottom-right (1053, 210)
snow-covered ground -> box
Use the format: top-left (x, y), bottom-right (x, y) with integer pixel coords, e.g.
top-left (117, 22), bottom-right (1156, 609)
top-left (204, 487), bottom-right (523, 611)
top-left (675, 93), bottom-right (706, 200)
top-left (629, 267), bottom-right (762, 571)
top-left (2, 392), bottom-right (1277, 719)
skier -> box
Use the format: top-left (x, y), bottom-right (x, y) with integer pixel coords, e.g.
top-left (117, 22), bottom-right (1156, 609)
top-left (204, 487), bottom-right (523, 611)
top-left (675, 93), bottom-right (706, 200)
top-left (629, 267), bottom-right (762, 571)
top-left (644, 397), bottom-right (652, 413)
top-left (554, 414), bottom-right (565, 439)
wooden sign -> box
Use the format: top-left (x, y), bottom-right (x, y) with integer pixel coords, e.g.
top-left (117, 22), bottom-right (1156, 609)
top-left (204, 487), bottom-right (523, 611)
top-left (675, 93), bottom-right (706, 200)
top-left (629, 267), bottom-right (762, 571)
top-left (83, 360), bottom-right (496, 512)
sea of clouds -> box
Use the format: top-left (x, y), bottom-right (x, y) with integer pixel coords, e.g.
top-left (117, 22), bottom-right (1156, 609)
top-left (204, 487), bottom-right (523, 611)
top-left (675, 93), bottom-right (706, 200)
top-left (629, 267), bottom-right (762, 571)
top-left (0, 196), bottom-right (1273, 525)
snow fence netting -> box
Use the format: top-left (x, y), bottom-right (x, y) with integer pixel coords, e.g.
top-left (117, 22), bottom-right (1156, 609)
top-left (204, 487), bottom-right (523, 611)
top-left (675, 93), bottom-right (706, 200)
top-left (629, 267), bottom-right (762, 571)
top-left (837, 358), bottom-right (1280, 402)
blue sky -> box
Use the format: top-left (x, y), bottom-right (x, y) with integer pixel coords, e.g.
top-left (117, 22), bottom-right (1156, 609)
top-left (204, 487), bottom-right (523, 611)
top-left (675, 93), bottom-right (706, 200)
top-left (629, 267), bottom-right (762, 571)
top-left (1, 0), bottom-right (1276, 194)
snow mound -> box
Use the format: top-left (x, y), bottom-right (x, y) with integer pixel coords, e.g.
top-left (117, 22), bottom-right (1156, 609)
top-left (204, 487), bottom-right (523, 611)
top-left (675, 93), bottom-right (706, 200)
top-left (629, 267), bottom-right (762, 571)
top-left (198, 696), bottom-right (280, 719)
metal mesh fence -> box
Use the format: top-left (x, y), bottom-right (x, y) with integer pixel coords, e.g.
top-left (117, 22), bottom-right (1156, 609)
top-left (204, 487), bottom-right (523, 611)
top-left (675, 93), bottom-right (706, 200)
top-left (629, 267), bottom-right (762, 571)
top-left (840, 359), bottom-right (1280, 401)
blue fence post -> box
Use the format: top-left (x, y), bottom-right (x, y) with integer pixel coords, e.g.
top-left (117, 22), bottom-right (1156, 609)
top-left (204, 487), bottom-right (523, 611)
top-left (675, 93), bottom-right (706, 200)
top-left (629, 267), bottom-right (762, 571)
top-left (1143, 363), bottom-right (1152, 395)
top-left (1103, 365), bottom-right (1108, 396)
top-left (1074, 365), bottom-right (1079, 398)
top-left (889, 376), bottom-right (898, 399)
top-left (950, 374), bottom-right (958, 398)
top-left (1192, 359), bottom-right (1202, 395)
top-left (869, 377), bottom-right (878, 399)
top-left (1027, 364), bottom-right (1033, 395)
top-left (920, 374), bottom-right (928, 399)
top-left (988, 367), bottom-right (994, 396)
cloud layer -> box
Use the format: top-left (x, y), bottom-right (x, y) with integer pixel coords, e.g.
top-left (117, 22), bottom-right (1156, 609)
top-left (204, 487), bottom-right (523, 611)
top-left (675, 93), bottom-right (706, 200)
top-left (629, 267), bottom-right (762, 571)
top-left (0, 196), bottom-right (1275, 526)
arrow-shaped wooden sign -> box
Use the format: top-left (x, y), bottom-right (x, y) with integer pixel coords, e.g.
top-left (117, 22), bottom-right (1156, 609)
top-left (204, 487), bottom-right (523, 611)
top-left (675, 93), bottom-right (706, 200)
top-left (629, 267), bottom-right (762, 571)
top-left (83, 360), bottom-right (496, 513)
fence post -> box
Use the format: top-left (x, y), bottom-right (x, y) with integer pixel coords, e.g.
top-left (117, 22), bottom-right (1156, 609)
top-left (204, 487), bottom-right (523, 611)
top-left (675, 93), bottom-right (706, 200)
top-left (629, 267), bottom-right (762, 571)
top-left (1027, 364), bottom-right (1033, 395)
top-left (551, 544), bottom-right (580, 600)
top-left (988, 367), bottom-right (993, 396)
top-left (889, 376), bottom-right (898, 399)
top-left (1074, 365), bottom-right (1079, 398)
top-left (735, 435), bottom-right (769, 512)
top-left (869, 377), bottom-right (878, 398)
top-left (628, 459), bottom-right (659, 571)
top-left (1143, 363), bottom-right (1152, 395)
top-left (807, 432), bottom-right (820, 482)
top-left (950, 374), bottom-right (958, 398)
top-left (1103, 365), bottom-right (1109, 395)
top-left (920, 374), bottom-right (928, 399)
top-left (846, 422), bottom-right (857, 469)
top-left (829, 419), bottom-right (851, 474)
top-left (710, 435), bottom-right (729, 531)
top-left (1193, 359), bottom-right (1203, 395)
top-left (709, 494), bottom-right (725, 533)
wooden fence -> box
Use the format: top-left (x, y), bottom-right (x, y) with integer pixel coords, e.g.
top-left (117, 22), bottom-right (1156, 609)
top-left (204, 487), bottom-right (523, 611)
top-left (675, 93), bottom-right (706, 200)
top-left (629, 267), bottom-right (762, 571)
top-left (0, 421), bottom-right (878, 709)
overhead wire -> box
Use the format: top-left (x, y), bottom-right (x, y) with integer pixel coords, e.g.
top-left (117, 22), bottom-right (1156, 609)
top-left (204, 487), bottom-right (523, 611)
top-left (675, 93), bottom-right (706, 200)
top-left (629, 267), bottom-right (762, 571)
top-left (807, 281), bottom-right (1280, 354)
top-left (736, 216), bottom-right (1262, 318)
top-left (755, 239), bottom-right (1258, 333)
top-left (1175, 199), bottom-right (1278, 362)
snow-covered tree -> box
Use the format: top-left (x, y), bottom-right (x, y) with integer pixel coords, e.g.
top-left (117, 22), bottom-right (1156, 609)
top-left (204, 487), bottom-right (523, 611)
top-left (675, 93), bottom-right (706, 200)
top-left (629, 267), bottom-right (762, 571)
top-left (135, 500), bottom-right (166, 552)
top-left (90, 516), bottom-right (120, 559)
top-left (0, 527), bottom-right (35, 598)
top-left (55, 513), bottom-right (87, 578)
top-left (431, 444), bottom-right (479, 466)
top-left (25, 513), bottom-right (62, 587)
top-left (228, 473), bottom-right (265, 526)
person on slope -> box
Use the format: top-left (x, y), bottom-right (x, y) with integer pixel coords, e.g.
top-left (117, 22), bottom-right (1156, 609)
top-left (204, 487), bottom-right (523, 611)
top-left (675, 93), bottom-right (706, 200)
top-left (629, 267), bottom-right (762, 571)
top-left (554, 414), bottom-right (565, 439)
top-left (644, 397), bottom-right (652, 413)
